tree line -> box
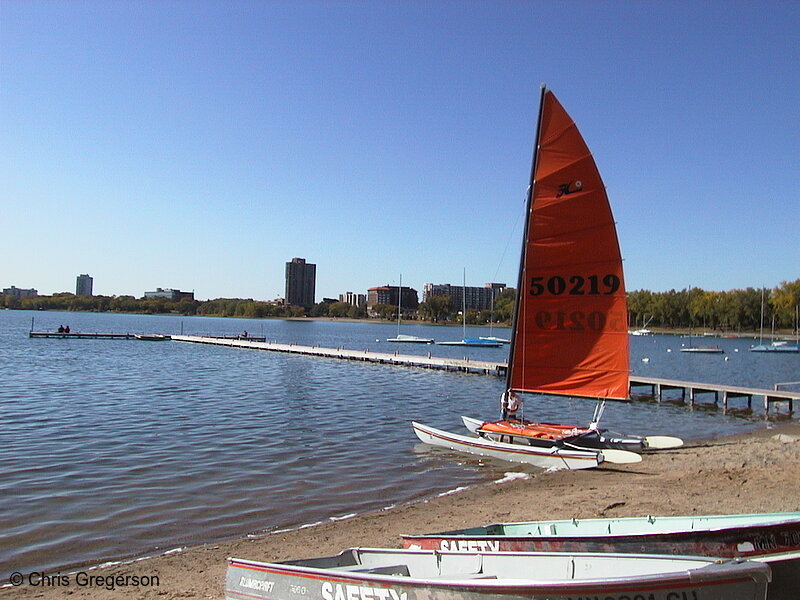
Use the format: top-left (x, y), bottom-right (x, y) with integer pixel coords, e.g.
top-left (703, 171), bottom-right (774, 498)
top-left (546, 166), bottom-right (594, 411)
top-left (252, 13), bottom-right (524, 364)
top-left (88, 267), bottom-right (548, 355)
top-left (628, 280), bottom-right (800, 332)
top-left (3, 280), bottom-right (798, 331)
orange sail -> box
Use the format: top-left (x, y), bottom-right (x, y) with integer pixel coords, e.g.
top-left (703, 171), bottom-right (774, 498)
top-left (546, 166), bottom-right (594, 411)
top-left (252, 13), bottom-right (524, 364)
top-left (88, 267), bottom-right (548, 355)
top-left (507, 88), bottom-right (629, 400)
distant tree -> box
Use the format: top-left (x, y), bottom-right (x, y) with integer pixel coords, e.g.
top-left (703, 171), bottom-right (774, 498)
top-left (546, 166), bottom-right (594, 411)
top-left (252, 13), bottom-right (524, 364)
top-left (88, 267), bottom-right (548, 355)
top-left (371, 303), bottom-right (397, 320)
top-left (327, 302), bottom-right (352, 318)
top-left (464, 309), bottom-right (480, 325)
top-left (492, 289), bottom-right (515, 323)
top-left (310, 302), bottom-right (329, 317)
top-left (419, 295), bottom-right (452, 322)
top-left (347, 304), bottom-right (366, 319)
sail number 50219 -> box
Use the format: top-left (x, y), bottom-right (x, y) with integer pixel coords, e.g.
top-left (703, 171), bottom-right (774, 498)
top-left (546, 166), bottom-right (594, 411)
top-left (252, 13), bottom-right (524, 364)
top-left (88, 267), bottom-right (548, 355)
top-left (529, 274), bottom-right (620, 296)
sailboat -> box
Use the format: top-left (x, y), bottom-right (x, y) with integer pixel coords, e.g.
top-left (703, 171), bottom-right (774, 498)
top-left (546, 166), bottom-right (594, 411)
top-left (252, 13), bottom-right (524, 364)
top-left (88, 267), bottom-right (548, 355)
top-left (467, 87), bottom-right (683, 452)
top-left (479, 291), bottom-right (511, 343)
top-left (413, 87), bottom-right (679, 464)
top-left (387, 275), bottom-right (434, 344)
top-left (414, 87), bottom-right (672, 460)
top-left (751, 292), bottom-right (799, 353)
top-left (630, 314), bottom-right (653, 335)
top-left (437, 270), bottom-right (503, 347)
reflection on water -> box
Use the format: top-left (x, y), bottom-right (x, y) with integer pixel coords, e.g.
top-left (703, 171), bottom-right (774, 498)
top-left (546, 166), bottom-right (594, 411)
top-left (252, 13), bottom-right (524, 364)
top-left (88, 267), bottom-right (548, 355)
top-left (0, 311), bottom-right (796, 573)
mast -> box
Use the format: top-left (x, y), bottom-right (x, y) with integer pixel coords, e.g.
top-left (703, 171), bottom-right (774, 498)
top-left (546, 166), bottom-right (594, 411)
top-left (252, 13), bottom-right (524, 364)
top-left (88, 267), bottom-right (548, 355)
top-left (396, 274), bottom-right (402, 336)
top-left (462, 268), bottom-right (467, 338)
top-left (505, 84), bottom-right (548, 393)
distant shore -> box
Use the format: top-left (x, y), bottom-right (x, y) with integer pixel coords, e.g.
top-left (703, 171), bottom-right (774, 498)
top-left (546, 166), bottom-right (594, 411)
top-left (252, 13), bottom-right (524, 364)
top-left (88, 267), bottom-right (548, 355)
top-left (12, 306), bottom-right (796, 340)
top-left (4, 422), bottom-right (799, 600)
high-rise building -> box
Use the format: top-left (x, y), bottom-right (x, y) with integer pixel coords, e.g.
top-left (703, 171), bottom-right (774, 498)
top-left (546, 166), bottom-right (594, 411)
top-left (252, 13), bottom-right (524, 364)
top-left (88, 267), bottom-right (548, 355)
top-left (366, 285), bottom-right (419, 310)
top-left (285, 258), bottom-right (316, 308)
top-left (423, 282), bottom-right (506, 312)
top-left (143, 288), bottom-right (195, 301)
top-left (339, 291), bottom-right (366, 308)
top-left (2, 286), bottom-right (37, 298)
top-left (76, 274), bottom-right (93, 296)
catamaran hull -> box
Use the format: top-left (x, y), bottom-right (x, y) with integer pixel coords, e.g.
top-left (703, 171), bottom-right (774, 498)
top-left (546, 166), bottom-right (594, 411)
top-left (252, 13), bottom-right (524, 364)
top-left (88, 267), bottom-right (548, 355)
top-left (402, 513), bottom-right (800, 600)
top-left (412, 421), bottom-right (602, 470)
top-left (225, 548), bottom-right (771, 600)
top-left (461, 416), bottom-right (651, 452)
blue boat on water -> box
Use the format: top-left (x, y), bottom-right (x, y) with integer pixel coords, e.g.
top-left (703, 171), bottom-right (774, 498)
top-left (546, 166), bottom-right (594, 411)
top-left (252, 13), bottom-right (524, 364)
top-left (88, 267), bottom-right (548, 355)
top-left (750, 341), bottom-right (799, 353)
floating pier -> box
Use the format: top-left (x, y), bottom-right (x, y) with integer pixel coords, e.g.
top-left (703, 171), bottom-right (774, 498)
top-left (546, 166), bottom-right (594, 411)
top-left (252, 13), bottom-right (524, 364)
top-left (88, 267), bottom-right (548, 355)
top-left (29, 331), bottom-right (137, 339)
top-left (172, 335), bottom-right (798, 415)
top-left (170, 335), bottom-right (507, 376)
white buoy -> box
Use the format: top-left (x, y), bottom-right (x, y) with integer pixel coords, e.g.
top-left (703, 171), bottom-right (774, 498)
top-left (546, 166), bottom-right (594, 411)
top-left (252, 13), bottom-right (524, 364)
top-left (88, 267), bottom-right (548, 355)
top-left (642, 357), bottom-right (650, 363)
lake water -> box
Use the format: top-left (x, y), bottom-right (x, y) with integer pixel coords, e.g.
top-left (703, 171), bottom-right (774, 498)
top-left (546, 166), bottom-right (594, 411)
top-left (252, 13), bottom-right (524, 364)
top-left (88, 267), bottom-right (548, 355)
top-left (1, 310), bottom-right (797, 575)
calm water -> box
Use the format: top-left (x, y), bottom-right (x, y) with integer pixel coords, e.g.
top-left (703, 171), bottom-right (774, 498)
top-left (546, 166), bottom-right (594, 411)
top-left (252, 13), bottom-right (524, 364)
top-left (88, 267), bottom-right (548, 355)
top-left (1, 310), bottom-right (798, 574)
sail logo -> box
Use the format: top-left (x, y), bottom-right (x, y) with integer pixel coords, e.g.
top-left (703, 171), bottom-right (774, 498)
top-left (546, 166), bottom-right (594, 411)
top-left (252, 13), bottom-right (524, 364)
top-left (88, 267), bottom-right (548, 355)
top-left (321, 581), bottom-right (406, 600)
top-left (556, 181), bottom-right (582, 197)
top-left (438, 539), bottom-right (500, 552)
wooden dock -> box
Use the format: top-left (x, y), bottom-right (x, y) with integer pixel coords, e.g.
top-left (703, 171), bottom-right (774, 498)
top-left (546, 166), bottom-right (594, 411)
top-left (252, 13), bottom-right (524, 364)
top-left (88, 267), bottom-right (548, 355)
top-left (172, 335), bottom-right (799, 415)
top-left (170, 335), bottom-right (507, 376)
top-left (30, 331), bottom-right (137, 339)
top-left (630, 376), bottom-right (800, 414)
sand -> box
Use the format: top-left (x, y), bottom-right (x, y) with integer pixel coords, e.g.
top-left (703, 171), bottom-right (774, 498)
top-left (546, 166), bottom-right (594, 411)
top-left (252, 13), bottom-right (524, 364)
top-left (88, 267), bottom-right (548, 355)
top-left (3, 422), bottom-right (799, 599)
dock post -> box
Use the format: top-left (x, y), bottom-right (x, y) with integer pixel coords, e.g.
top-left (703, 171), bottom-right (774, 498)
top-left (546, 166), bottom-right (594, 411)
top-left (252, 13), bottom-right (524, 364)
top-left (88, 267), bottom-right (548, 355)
top-left (722, 390), bottom-right (728, 412)
top-left (688, 387), bottom-right (695, 407)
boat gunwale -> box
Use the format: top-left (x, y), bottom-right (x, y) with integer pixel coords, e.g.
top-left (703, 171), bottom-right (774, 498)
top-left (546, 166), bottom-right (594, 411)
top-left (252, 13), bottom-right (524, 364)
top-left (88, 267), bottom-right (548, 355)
top-left (402, 512), bottom-right (800, 540)
top-left (227, 549), bottom-right (769, 593)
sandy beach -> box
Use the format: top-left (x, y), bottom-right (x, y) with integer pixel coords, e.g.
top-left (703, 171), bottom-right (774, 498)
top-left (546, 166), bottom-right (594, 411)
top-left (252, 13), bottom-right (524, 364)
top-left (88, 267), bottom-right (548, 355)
top-left (3, 422), bottom-right (799, 599)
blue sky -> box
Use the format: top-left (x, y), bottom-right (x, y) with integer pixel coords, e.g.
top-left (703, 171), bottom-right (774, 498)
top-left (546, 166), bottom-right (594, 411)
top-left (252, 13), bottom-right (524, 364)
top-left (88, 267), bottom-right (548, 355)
top-left (2, 1), bottom-right (798, 301)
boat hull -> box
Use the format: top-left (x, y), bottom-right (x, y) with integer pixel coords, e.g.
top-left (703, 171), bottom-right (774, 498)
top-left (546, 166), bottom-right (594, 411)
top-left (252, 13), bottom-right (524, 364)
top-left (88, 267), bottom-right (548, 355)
top-left (225, 548), bottom-right (771, 600)
top-left (411, 421), bottom-right (603, 470)
top-left (680, 347), bottom-right (724, 353)
top-left (402, 513), bottom-right (800, 600)
top-left (387, 335), bottom-right (435, 344)
top-left (750, 345), bottom-right (799, 353)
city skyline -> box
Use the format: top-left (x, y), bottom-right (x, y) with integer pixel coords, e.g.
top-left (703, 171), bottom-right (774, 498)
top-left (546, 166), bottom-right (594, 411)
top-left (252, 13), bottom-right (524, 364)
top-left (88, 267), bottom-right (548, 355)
top-left (3, 3), bottom-right (798, 300)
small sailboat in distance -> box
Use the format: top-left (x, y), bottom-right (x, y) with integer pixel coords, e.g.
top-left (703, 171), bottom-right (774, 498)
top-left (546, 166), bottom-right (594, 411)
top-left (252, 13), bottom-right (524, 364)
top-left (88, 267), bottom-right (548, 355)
top-left (437, 269), bottom-right (503, 347)
top-left (387, 275), bottom-right (434, 344)
top-left (751, 292), bottom-right (799, 352)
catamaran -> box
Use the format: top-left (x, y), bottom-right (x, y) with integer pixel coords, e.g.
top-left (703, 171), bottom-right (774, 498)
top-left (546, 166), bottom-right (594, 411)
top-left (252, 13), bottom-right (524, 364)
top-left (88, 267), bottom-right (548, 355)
top-left (413, 86), bottom-right (680, 463)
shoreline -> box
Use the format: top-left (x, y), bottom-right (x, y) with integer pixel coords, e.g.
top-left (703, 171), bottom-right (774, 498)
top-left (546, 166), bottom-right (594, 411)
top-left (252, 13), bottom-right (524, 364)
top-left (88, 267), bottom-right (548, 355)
top-left (3, 422), bottom-right (799, 599)
top-left (16, 308), bottom-right (795, 339)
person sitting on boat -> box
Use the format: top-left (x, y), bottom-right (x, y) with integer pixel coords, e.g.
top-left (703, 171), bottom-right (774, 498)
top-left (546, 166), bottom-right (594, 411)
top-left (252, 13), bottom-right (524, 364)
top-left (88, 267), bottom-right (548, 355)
top-left (501, 390), bottom-right (522, 421)
top-left (57, 325), bottom-right (65, 333)
top-left (64, 325), bottom-right (70, 333)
